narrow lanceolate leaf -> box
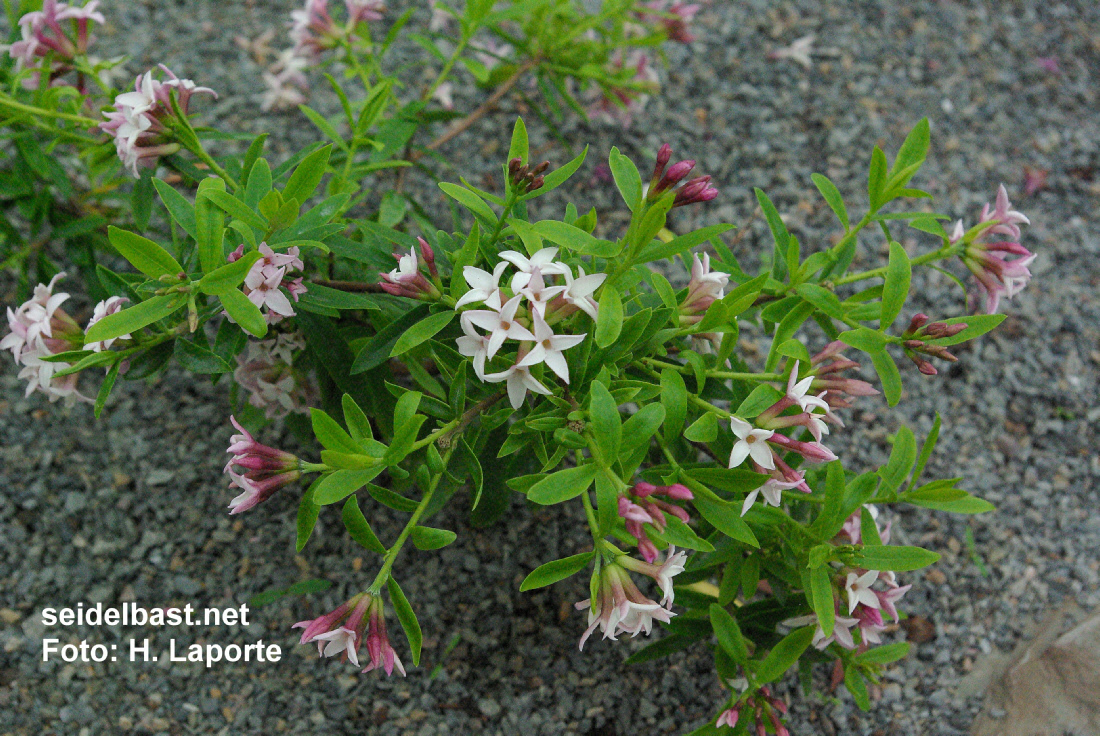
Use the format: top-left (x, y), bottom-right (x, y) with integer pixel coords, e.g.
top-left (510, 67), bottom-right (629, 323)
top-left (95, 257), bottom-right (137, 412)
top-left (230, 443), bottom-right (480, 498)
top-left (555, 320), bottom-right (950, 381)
top-left (519, 552), bottom-right (594, 592)
top-left (439, 181), bottom-right (497, 225)
top-left (83, 293), bottom-right (187, 345)
top-left (847, 544), bottom-right (941, 572)
top-left (311, 407), bottom-right (359, 453)
top-left (756, 626), bottom-right (815, 685)
top-left (809, 564), bottom-right (835, 637)
top-left (692, 495), bottom-right (759, 548)
top-left (107, 227), bottom-right (183, 279)
top-left (282, 143), bottom-right (331, 206)
top-left (508, 117), bottom-right (529, 165)
top-left (386, 577), bottom-right (422, 667)
top-left (660, 368), bottom-right (687, 443)
top-left (152, 179), bottom-right (198, 238)
top-left (390, 311), bottom-right (454, 357)
top-left (195, 177), bottom-right (227, 273)
top-left (868, 145), bottom-right (889, 209)
top-left (880, 241), bottom-right (911, 328)
top-left (869, 347), bottom-right (903, 407)
top-left (588, 382), bottom-right (621, 462)
top-left (312, 467), bottom-right (383, 505)
top-left (811, 173), bottom-right (849, 231)
top-left (218, 288), bottom-right (268, 338)
top-left (201, 188), bottom-right (268, 231)
top-left (527, 464), bottom-right (599, 505)
top-left (595, 285), bottom-right (623, 348)
top-left (342, 393), bottom-right (373, 442)
top-left (341, 496), bottom-right (386, 553)
top-left (709, 604), bottom-right (748, 664)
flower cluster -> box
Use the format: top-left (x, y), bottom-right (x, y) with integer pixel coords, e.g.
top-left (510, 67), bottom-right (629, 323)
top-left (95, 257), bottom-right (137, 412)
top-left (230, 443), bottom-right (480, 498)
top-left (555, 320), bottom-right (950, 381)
top-left (716, 686), bottom-right (790, 736)
top-left (229, 243), bottom-right (307, 324)
top-left (224, 416), bottom-right (302, 514)
top-left (617, 482), bottom-right (694, 562)
top-left (455, 248), bottom-right (604, 409)
top-left (900, 313), bottom-right (967, 376)
top-left (233, 333), bottom-right (316, 419)
top-left (953, 184), bottom-right (1034, 314)
top-left (291, 0), bottom-right (383, 58)
top-left (4, 0), bottom-right (104, 90)
top-left (99, 65), bottom-right (216, 177)
top-left (647, 143), bottom-right (719, 208)
top-left (637, 1), bottom-right (701, 44)
top-left (1, 273), bottom-right (108, 403)
top-left (574, 549), bottom-right (686, 650)
top-left (293, 591), bottom-right (406, 676)
top-left (806, 341), bottom-right (879, 408)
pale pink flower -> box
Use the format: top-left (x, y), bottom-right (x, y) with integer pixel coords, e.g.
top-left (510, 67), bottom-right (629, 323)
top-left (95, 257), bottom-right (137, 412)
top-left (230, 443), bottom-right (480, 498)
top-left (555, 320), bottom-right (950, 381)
top-left (345, 0), bottom-right (385, 24)
top-left (261, 48), bottom-right (311, 112)
top-left (783, 610), bottom-right (859, 651)
top-left (958, 185), bottom-right (1034, 314)
top-left (233, 335), bottom-right (315, 419)
top-left (575, 560), bottom-right (674, 650)
top-left (619, 547), bottom-right (688, 606)
top-left (844, 570), bottom-right (881, 614)
top-left (84, 296), bottom-right (129, 352)
top-left (361, 596), bottom-right (406, 677)
top-left (639, 1), bottom-right (700, 43)
top-left (587, 50), bottom-right (658, 127)
top-left (516, 268), bottom-right (567, 317)
top-left (293, 593), bottom-right (371, 666)
top-left (716, 706), bottom-right (740, 729)
top-left (740, 476), bottom-right (801, 517)
top-left (290, 0), bottom-right (340, 59)
top-left (680, 252), bottom-right (729, 321)
top-left (767, 35), bottom-right (815, 69)
top-left (455, 261), bottom-right (508, 309)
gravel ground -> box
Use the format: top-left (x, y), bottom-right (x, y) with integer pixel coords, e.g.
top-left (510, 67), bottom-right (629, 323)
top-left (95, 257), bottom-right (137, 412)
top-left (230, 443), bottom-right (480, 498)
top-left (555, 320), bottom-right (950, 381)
top-left (2, 1), bottom-right (1099, 734)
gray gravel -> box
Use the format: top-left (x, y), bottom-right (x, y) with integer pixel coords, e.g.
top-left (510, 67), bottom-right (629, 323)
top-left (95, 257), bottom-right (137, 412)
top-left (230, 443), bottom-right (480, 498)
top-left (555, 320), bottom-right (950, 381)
top-left (2, 0), bottom-right (1099, 734)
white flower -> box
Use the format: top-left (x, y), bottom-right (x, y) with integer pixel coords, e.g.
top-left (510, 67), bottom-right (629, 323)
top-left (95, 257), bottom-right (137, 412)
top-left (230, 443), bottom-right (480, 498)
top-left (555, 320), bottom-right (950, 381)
top-left (783, 612), bottom-right (860, 650)
top-left (653, 547), bottom-right (687, 606)
top-left (786, 360), bottom-right (829, 412)
top-left (462, 294), bottom-right (535, 360)
top-left (483, 361), bottom-right (552, 409)
top-left (246, 266), bottom-right (295, 317)
top-left (517, 312), bottom-right (584, 383)
top-left (387, 246), bottom-right (419, 283)
top-left (113, 71), bottom-right (161, 123)
top-left (456, 315), bottom-right (492, 380)
top-left (454, 261), bottom-right (507, 309)
top-left (740, 476), bottom-right (801, 517)
top-left (500, 247), bottom-right (568, 290)
top-left (310, 626), bottom-right (359, 667)
top-left (516, 268), bottom-right (566, 317)
top-left (689, 252), bottom-right (728, 300)
top-left (560, 265), bottom-right (605, 321)
top-left (845, 570), bottom-right (881, 614)
top-left (728, 417), bottom-right (775, 470)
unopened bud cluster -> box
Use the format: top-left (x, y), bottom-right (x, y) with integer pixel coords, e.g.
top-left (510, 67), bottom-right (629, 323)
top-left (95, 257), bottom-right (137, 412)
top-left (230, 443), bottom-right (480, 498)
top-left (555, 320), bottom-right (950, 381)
top-left (507, 158), bottom-right (549, 193)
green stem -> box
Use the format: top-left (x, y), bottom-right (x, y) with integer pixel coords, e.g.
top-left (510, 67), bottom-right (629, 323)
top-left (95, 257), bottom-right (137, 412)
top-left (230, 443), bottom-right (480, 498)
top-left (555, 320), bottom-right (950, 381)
top-left (486, 188), bottom-right (520, 250)
top-left (369, 444), bottom-right (455, 594)
top-left (575, 449), bottom-right (603, 541)
top-left (0, 93), bottom-right (101, 126)
top-left (832, 245), bottom-right (957, 287)
top-left (423, 35), bottom-right (469, 102)
top-left (642, 357), bottom-right (781, 383)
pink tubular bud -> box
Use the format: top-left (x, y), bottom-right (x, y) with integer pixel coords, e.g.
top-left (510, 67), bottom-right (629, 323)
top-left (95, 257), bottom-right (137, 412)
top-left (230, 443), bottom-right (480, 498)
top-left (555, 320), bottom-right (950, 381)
top-left (527, 175), bottom-right (544, 192)
top-left (662, 483), bottom-right (693, 500)
top-left (920, 344), bottom-right (958, 361)
top-left (673, 176), bottom-right (718, 207)
top-left (905, 313), bottom-right (929, 334)
top-left (417, 237), bottom-right (437, 277)
top-left (908, 353), bottom-right (938, 375)
top-left (650, 143), bottom-right (672, 186)
top-left (631, 481), bottom-right (659, 497)
top-left (654, 159), bottom-right (696, 195)
top-left (903, 339), bottom-right (924, 350)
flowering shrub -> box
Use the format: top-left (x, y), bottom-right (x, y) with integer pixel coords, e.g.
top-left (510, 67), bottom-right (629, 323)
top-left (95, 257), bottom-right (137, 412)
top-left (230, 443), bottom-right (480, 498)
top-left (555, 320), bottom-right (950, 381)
top-left (0, 1), bottom-right (1034, 733)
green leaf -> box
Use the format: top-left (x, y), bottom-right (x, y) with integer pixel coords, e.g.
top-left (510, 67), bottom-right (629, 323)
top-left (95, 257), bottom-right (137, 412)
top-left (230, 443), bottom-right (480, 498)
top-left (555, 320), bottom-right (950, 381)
top-left (868, 145), bottom-right (888, 209)
top-left (838, 327), bottom-right (888, 353)
top-left (519, 552), bottom-right (594, 592)
top-left (905, 494), bottom-right (995, 514)
top-left (132, 172), bottom-right (154, 231)
top-left (879, 426), bottom-right (917, 493)
top-left (411, 526), bottom-right (457, 551)
top-left (152, 179), bottom-right (197, 239)
top-left (892, 118), bottom-right (930, 180)
top-left (218, 288), bottom-right (268, 338)
top-left (757, 626), bottom-right (815, 684)
top-left (282, 144), bottom-right (331, 206)
top-left (924, 314), bottom-right (1006, 346)
top-left (312, 467), bottom-right (384, 505)
top-left (854, 641), bottom-right (910, 665)
top-left (508, 117), bottom-right (528, 164)
top-left (809, 564), bottom-right (835, 637)
top-left (910, 413), bottom-right (940, 488)
top-left (755, 188), bottom-right (791, 281)
top-left (342, 394), bottom-right (373, 442)
top-left (439, 181), bottom-right (497, 225)
top-left (244, 157), bottom-right (272, 208)
top-left (83, 293), bottom-right (186, 345)
top-left (296, 482), bottom-right (322, 553)
top-left (683, 468), bottom-right (768, 495)
top-left (881, 241), bottom-right (912, 328)
top-left (869, 348), bottom-right (903, 407)
top-left (655, 515), bottom-right (715, 552)
top-left (638, 223), bottom-right (735, 263)
top-left (621, 403), bottom-right (666, 453)
top-left (107, 227), bottom-right (183, 279)
top-left (683, 412), bottom-right (718, 442)
top-left (387, 577), bottom-right (422, 667)
top-left (693, 495), bottom-right (758, 547)
top-left (94, 362), bottom-right (121, 419)
top-left (390, 311), bottom-right (454, 357)
top-left (297, 104), bottom-right (348, 150)
top-left (173, 338), bottom-right (233, 374)
top-left (341, 496), bottom-right (386, 553)
top-left (848, 545), bottom-right (941, 572)
top-left (195, 177), bottom-right (227, 273)
top-left (903, 479), bottom-right (966, 503)
top-left (709, 604), bottom-right (748, 664)
top-left (660, 368), bottom-right (687, 443)
top-left (196, 250), bottom-right (263, 295)
top-left (795, 283), bottom-right (848, 320)
top-left (608, 146), bottom-right (642, 211)
top-left (845, 666), bottom-right (871, 711)
top-left (529, 145), bottom-right (587, 196)
top-left (735, 384), bottom-right (785, 418)
top-left (588, 382), bottom-right (621, 461)
top-left (811, 173), bottom-right (849, 231)
top-left (352, 304), bottom-right (430, 373)
top-left (527, 464), bottom-right (599, 505)
top-left (201, 188), bottom-right (268, 231)
top-left (595, 285), bottom-right (623, 348)
top-left (532, 220), bottom-right (617, 257)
